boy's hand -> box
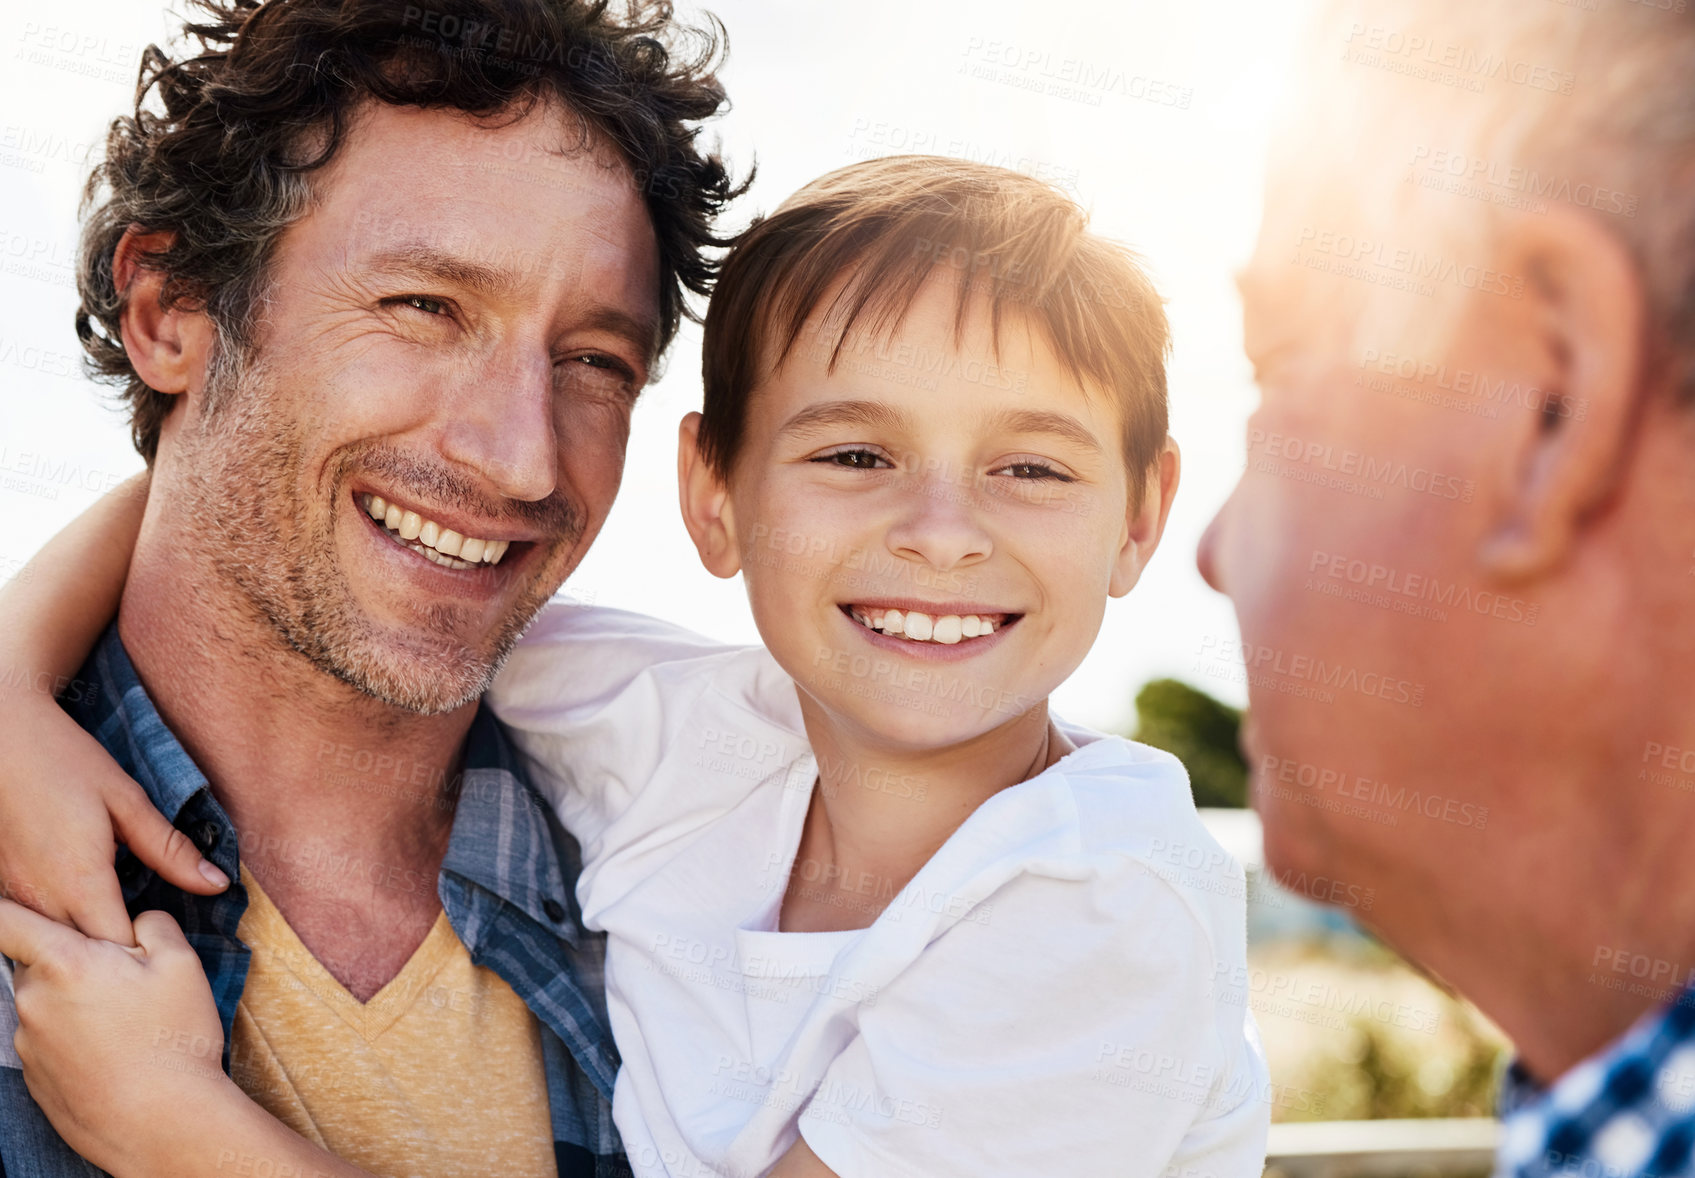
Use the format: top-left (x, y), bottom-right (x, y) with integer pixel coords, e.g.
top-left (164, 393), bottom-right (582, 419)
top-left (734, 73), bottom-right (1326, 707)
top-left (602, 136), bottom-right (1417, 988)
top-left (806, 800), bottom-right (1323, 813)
top-left (0, 717), bottom-right (229, 946)
top-left (0, 899), bottom-right (235, 1175)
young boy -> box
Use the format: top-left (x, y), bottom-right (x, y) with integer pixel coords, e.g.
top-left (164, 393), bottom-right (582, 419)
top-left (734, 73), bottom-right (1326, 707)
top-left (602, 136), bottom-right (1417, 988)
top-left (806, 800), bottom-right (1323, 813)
top-left (0, 156), bottom-right (1268, 1177)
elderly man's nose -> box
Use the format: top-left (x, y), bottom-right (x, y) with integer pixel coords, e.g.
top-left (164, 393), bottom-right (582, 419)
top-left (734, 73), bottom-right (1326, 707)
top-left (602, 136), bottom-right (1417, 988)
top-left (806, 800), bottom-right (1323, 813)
top-left (1197, 503), bottom-right (1228, 593)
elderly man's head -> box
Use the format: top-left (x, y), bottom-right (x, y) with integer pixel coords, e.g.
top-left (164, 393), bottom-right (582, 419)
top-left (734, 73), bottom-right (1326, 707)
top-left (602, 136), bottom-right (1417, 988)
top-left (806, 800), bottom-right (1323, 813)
top-left (82, 0), bottom-right (741, 714)
top-left (1200, 0), bottom-right (1695, 1042)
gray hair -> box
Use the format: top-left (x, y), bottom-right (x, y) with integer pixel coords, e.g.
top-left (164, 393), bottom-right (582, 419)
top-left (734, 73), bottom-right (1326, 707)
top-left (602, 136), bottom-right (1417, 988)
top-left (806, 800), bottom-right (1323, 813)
top-left (1266, 0), bottom-right (1695, 394)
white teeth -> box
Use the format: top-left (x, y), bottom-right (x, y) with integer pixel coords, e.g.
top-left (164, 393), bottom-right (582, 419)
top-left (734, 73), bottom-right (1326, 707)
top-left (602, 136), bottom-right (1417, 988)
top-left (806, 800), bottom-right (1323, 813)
top-left (848, 607), bottom-right (1010, 645)
top-left (358, 494), bottom-right (512, 568)
top-left (421, 544), bottom-right (473, 570)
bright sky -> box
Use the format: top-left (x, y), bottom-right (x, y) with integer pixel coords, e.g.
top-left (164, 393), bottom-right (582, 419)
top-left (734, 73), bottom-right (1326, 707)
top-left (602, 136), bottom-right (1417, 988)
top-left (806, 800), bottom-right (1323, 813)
top-left (0, 0), bottom-right (1312, 729)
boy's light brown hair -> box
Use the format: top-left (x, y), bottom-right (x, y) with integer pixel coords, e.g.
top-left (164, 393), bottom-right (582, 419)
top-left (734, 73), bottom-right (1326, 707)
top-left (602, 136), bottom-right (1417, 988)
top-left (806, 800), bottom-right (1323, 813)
top-left (698, 155), bottom-right (1171, 496)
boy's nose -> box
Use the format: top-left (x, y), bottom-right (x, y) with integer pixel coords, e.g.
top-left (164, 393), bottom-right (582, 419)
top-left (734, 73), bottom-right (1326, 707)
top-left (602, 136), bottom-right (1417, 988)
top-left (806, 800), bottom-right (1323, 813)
top-left (885, 484), bottom-right (994, 572)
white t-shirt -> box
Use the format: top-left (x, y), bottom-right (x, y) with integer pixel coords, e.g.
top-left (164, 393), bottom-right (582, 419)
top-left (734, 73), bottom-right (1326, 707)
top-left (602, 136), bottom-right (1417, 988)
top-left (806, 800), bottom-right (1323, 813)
top-left (487, 602), bottom-right (1269, 1178)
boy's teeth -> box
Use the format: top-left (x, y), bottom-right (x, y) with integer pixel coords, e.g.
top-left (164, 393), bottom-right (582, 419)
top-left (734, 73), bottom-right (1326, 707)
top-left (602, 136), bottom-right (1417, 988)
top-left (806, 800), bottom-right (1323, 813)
top-left (361, 494), bottom-right (512, 567)
top-left (848, 607), bottom-right (1005, 644)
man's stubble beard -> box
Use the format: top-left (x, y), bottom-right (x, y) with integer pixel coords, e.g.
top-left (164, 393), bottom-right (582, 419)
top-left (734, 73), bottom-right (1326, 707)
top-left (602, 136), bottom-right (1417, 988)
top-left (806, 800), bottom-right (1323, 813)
top-left (172, 343), bottom-right (583, 716)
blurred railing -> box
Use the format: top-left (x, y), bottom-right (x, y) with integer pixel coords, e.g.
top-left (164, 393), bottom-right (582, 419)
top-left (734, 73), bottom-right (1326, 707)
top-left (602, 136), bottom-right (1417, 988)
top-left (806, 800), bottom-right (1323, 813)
top-left (1202, 810), bottom-right (1504, 1176)
top-left (1264, 1117), bottom-right (1501, 1178)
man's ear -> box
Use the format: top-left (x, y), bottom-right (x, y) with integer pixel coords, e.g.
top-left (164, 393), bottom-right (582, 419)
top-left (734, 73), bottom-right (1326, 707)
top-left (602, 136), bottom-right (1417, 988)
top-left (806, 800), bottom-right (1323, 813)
top-left (113, 228), bottom-right (215, 400)
top-left (1477, 207), bottom-right (1648, 580)
top-left (1109, 437), bottom-right (1180, 597)
top-left (677, 412), bottom-right (742, 579)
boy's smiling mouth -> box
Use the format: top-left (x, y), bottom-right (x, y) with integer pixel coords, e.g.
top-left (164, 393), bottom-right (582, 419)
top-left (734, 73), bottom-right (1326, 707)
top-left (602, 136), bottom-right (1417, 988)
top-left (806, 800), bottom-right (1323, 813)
top-left (840, 602), bottom-right (1021, 645)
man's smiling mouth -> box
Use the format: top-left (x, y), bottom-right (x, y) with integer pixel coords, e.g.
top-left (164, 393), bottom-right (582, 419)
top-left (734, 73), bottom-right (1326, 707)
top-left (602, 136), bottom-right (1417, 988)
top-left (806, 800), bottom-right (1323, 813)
top-left (360, 492), bottom-right (514, 570)
top-left (841, 604), bottom-right (1019, 645)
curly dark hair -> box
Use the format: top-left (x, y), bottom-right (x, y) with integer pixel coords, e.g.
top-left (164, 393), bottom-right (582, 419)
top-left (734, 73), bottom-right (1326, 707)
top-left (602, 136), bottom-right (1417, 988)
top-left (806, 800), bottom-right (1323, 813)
top-left (76, 0), bottom-right (746, 463)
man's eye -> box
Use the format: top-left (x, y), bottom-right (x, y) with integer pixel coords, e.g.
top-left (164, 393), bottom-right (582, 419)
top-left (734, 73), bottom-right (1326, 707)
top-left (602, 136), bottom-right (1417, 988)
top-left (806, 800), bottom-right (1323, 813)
top-left (392, 295), bottom-right (450, 316)
top-left (810, 449), bottom-right (888, 470)
top-left (557, 353), bottom-right (637, 401)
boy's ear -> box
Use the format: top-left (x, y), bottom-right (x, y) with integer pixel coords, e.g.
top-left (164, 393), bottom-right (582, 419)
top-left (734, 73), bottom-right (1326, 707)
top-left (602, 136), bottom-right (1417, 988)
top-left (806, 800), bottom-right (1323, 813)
top-left (678, 412), bottom-right (742, 579)
top-left (114, 228), bottom-right (215, 401)
top-left (1109, 437), bottom-right (1180, 597)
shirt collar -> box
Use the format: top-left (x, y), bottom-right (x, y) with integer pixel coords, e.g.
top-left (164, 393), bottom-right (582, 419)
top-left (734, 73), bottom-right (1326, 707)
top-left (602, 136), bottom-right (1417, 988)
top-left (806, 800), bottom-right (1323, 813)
top-left (1499, 986), bottom-right (1695, 1118)
top-left (1498, 1057), bottom-right (1546, 1117)
top-left (444, 706), bottom-right (584, 946)
top-left (71, 624), bottom-right (579, 943)
top-left (68, 623), bottom-right (214, 825)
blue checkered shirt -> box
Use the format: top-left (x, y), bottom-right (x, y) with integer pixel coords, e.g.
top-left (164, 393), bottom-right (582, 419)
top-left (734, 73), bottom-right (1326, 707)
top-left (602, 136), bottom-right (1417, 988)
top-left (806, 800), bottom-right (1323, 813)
top-left (1497, 990), bottom-right (1695, 1178)
top-left (0, 624), bottom-right (628, 1178)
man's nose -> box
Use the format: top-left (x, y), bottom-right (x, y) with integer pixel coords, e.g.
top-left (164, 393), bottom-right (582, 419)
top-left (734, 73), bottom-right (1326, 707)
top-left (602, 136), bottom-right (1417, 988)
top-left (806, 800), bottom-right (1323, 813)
top-left (1197, 497), bottom-right (1229, 594)
top-left (438, 345), bottom-right (558, 502)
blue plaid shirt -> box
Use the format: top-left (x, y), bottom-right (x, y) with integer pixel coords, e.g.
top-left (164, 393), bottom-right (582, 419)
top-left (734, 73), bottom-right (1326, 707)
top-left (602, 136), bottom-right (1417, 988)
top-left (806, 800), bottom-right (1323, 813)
top-left (0, 624), bottom-right (628, 1178)
top-left (1497, 990), bottom-right (1695, 1178)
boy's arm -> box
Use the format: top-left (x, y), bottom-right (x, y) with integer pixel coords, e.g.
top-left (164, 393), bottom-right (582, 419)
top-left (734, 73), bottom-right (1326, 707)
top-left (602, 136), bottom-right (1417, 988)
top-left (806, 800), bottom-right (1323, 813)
top-left (768, 1138), bottom-right (840, 1177)
top-left (0, 475), bottom-right (227, 946)
top-left (0, 899), bottom-right (371, 1178)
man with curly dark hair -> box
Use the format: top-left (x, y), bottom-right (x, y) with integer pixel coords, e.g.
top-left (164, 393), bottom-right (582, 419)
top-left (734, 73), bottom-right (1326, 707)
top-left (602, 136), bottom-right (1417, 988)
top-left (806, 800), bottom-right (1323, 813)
top-left (0, 1), bottom-right (740, 1174)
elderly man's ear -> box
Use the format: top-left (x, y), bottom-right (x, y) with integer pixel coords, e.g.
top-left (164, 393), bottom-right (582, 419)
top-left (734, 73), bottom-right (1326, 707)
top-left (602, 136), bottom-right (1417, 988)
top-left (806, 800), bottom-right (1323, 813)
top-left (113, 228), bottom-right (216, 404)
top-left (1477, 207), bottom-right (1649, 581)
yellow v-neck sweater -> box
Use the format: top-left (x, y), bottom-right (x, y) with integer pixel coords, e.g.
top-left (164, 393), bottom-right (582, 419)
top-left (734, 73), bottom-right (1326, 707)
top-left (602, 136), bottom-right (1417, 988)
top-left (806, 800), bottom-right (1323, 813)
top-left (226, 867), bottom-right (557, 1177)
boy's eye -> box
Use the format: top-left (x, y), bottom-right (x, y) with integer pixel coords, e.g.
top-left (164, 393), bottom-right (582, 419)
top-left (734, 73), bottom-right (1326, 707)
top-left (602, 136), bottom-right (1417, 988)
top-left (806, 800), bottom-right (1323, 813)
top-left (810, 448), bottom-right (890, 470)
top-left (992, 460), bottom-right (1075, 482)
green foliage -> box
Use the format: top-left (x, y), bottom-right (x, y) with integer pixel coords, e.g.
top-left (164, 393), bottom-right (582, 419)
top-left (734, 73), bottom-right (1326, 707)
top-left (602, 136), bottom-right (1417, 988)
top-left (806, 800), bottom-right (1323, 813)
top-left (1131, 678), bottom-right (1248, 808)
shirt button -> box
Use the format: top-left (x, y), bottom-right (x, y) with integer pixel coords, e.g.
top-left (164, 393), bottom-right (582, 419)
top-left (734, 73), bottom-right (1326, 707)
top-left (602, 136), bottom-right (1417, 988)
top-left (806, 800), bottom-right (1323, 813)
top-left (190, 821), bottom-right (220, 854)
top-left (542, 899), bottom-right (567, 923)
